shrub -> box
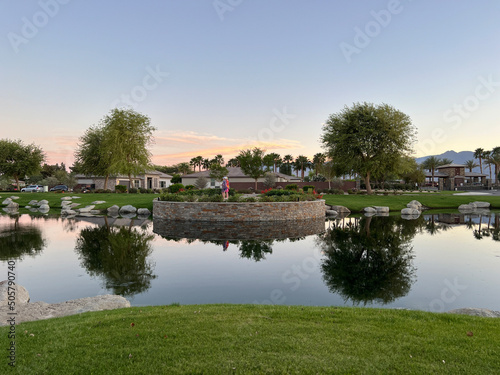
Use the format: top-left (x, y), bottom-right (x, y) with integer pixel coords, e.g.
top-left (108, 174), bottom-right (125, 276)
top-left (184, 185), bottom-right (195, 191)
top-left (263, 173), bottom-right (276, 188)
top-left (115, 185), bottom-right (127, 193)
top-left (139, 187), bottom-right (148, 194)
top-left (198, 194), bottom-right (223, 202)
top-left (159, 193), bottom-right (185, 202)
top-left (171, 174), bottom-right (182, 184)
top-left (243, 196), bottom-right (256, 202)
top-left (265, 189), bottom-right (293, 197)
top-left (147, 188), bottom-right (153, 194)
top-left (285, 184), bottom-right (298, 191)
top-left (129, 188), bottom-right (138, 194)
top-left (227, 194), bottom-right (241, 202)
top-left (194, 177), bottom-right (208, 189)
top-left (302, 185), bottom-right (315, 193)
top-left (168, 183), bottom-right (185, 193)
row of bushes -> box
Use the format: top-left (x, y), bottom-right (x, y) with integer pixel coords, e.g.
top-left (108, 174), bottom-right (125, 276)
top-left (158, 192), bottom-right (319, 203)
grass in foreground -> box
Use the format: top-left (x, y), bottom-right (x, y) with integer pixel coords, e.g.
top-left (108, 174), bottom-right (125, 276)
top-left (2, 304), bottom-right (499, 374)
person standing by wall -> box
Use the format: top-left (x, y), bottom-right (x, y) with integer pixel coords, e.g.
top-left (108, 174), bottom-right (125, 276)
top-left (221, 176), bottom-right (230, 200)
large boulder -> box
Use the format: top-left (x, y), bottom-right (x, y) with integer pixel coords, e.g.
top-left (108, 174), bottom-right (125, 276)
top-left (329, 205), bottom-right (351, 214)
top-left (6, 202), bottom-right (19, 210)
top-left (408, 200), bottom-right (422, 208)
top-left (137, 208), bottom-right (151, 216)
top-left (38, 204), bottom-right (50, 211)
top-left (0, 281), bottom-right (30, 304)
top-left (28, 200), bottom-right (38, 206)
top-left (374, 206), bottom-right (389, 213)
top-left (10, 196), bottom-right (20, 200)
top-left (2, 198), bottom-right (12, 205)
top-left (119, 205), bottom-right (137, 214)
top-left (458, 204), bottom-right (475, 212)
top-left (325, 210), bottom-right (338, 217)
top-left (78, 205), bottom-right (95, 213)
top-left (401, 208), bottom-right (420, 215)
top-left (107, 205), bottom-right (120, 213)
top-left (471, 201), bottom-right (490, 209)
top-left (363, 207), bottom-right (377, 213)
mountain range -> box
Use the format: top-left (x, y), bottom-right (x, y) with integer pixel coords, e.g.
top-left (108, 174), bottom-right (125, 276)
top-left (415, 150), bottom-right (485, 174)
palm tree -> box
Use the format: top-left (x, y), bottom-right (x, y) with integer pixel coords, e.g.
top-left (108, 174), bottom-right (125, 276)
top-left (485, 148), bottom-right (500, 184)
top-left (202, 158), bottom-right (211, 170)
top-left (465, 159), bottom-right (478, 172)
top-left (176, 162), bottom-right (191, 175)
top-left (295, 155), bottom-right (310, 181)
top-left (212, 154), bottom-right (224, 166)
top-left (312, 153), bottom-right (326, 176)
top-left (474, 148), bottom-right (485, 174)
top-left (421, 156), bottom-right (441, 187)
top-left (440, 158), bottom-right (453, 165)
top-left (267, 152), bottom-right (281, 172)
top-left (226, 158), bottom-right (240, 167)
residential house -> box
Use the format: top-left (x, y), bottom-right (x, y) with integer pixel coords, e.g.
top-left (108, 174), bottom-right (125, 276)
top-left (425, 164), bottom-right (488, 190)
top-left (76, 170), bottom-right (172, 191)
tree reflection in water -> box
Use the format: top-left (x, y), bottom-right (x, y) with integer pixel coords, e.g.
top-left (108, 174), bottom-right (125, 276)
top-left (316, 215), bottom-right (421, 305)
top-left (0, 216), bottom-right (47, 261)
top-left (75, 218), bottom-right (156, 296)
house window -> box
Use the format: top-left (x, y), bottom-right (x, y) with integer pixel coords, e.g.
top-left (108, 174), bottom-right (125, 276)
top-left (134, 180), bottom-right (140, 188)
top-left (160, 181), bottom-right (166, 188)
top-left (210, 178), bottom-right (216, 187)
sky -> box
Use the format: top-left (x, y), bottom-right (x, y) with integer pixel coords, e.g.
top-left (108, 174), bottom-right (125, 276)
top-left (1, 0), bottom-right (499, 167)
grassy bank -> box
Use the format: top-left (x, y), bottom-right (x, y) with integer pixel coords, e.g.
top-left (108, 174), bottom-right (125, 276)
top-left (0, 192), bottom-right (160, 212)
top-left (1, 304), bottom-right (498, 374)
top-left (323, 192), bottom-right (500, 212)
top-left (2, 191), bottom-right (500, 214)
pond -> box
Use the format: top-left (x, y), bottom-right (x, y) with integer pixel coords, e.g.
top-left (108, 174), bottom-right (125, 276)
top-left (1, 212), bottom-right (499, 313)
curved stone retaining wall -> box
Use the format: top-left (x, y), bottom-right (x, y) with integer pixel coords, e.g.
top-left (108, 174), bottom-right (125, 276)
top-left (153, 218), bottom-right (325, 240)
top-left (153, 199), bottom-right (326, 222)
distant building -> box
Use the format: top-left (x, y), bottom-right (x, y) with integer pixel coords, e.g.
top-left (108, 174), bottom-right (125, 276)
top-left (180, 167), bottom-right (300, 189)
top-left (425, 164), bottom-right (488, 190)
top-left (75, 170), bottom-right (172, 190)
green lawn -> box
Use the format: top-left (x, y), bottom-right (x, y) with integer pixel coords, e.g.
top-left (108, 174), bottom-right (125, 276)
top-left (2, 191), bottom-right (500, 214)
top-left (1, 304), bottom-right (498, 374)
top-left (0, 192), bottom-right (160, 212)
top-left (323, 192), bottom-right (500, 212)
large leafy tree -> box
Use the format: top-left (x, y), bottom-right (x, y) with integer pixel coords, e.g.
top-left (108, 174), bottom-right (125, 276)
top-left (0, 139), bottom-right (45, 190)
top-left (321, 103), bottom-right (416, 194)
top-left (74, 126), bottom-right (114, 188)
top-left (237, 147), bottom-right (265, 190)
top-left (102, 108), bottom-right (156, 188)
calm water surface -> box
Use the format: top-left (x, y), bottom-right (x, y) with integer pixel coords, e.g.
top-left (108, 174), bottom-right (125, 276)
top-left (1, 212), bottom-right (499, 312)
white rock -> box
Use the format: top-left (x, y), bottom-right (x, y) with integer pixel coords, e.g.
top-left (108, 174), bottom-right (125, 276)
top-left (374, 206), bottom-right (389, 213)
top-left (0, 281), bottom-right (30, 304)
top-left (406, 203), bottom-right (420, 210)
top-left (91, 200), bottom-right (106, 205)
top-left (61, 196), bottom-right (72, 201)
top-left (10, 196), bottom-right (20, 200)
top-left (408, 200), bottom-right (422, 207)
top-left (2, 198), bottom-right (12, 205)
top-left (363, 207), bottom-right (377, 213)
top-left (61, 209), bottom-right (77, 216)
top-left (78, 205), bottom-right (95, 213)
top-left (458, 204), bottom-right (474, 211)
top-left (39, 204), bottom-right (50, 212)
top-left (401, 208), bottom-right (419, 215)
top-left (6, 202), bottom-right (19, 209)
top-left (119, 205), bottom-right (137, 214)
top-left (107, 205), bottom-right (120, 212)
top-left (28, 200), bottom-right (38, 206)
top-left (137, 208), bottom-right (151, 216)
top-left (38, 199), bottom-right (49, 206)
top-left (325, 210), bottom-right (338, 217)
top-left (71, 196), bottom-right (81, 199)
top-left (471, 201), bottom-right (490, 208)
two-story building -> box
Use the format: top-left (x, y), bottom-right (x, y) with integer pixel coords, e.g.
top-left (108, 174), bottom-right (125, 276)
top-left (425, 164), bottom-right (488, 190)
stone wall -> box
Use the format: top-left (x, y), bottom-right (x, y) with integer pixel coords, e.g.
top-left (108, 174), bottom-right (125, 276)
top-left (153, 199), bottom-right (326, 222)
top-left (153, 218), bottom-right (325, 240)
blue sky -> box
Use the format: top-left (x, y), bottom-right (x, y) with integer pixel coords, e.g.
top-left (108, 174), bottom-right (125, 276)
top-left (2, 0), bottom-right (499, 166)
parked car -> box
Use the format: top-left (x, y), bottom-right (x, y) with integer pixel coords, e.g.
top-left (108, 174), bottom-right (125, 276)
top-left (50, 185), bottom-right (69, 192)
top-left (21, 185), bottom-right (44, 192)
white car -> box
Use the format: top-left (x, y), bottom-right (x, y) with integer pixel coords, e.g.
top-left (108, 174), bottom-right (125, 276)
top-left (21, 185), bottom-right (44, 192)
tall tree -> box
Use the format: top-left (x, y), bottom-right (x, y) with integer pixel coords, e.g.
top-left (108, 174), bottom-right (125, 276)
top-left (485, 148), bottom-right (500, 184)
top-left (0, 139), bottom-right (45, 190)
top-left (226, 157), bottom-right (240, 167)
top-left (465, 159), bottom-right (478, 172)
top-left (321, 103), bottom-right (416, 194)
top-left (474, 148), bottom-right (485, 174)
top-left (312, 153), bottom-right (326, 176)
top-left (237, 148), bottom-right (265, 190)
top-left (421, 156), bottom-right (442, 188)
top-left (176, 162), bottom-right (191, 175)
top-left (102, 108), bottom-right (156, 189)
top-left (74, 126), bottom-right (113, 189)
top-left (295, 155), bottom-right (310, 181)
top-left (262, 154), bottom-right (276, 171)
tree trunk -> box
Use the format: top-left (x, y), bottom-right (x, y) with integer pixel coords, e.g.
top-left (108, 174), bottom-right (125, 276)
top-left (104, 174), bottom-right (109, 191)
top-left (364, 172), bottom-right (372, 194)
top-left (254, 179), bottom-right (258, 191)
top-left (128, 173), bottom-right (132, 193)
top-left (14, 175), bottom-right (20, 191)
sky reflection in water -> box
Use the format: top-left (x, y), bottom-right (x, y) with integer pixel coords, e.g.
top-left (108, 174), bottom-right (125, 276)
top-left (0, 212), bottom-right (499, 312)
